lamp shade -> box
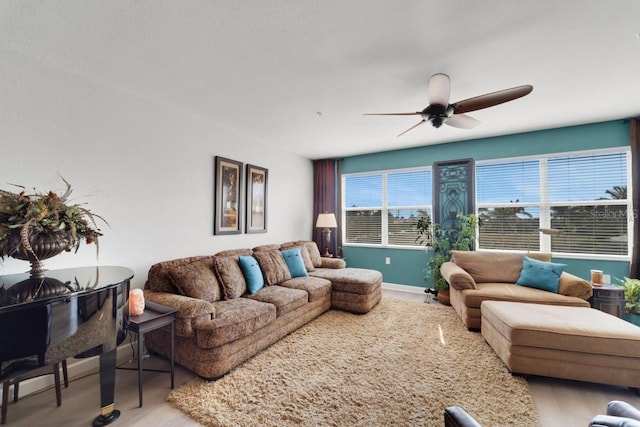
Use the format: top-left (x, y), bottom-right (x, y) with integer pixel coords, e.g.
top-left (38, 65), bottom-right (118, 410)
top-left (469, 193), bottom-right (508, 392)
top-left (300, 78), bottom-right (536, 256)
top-left (316, 213), bottom-right (337, 228)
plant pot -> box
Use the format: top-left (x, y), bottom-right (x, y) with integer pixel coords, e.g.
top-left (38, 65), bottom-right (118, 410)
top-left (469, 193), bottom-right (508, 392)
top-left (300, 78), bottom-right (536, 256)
top-left (436, 289), bottom-right (451, 306)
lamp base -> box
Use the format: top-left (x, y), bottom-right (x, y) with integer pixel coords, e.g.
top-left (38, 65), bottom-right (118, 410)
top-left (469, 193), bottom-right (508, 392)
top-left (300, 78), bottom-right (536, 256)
top-left (321, 227), bottom-right (332, 258)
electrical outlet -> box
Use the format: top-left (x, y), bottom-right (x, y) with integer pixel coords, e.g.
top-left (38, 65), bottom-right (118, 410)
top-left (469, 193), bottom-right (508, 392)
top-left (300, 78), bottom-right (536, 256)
top-left (385, 257), bottom-right (391, 265)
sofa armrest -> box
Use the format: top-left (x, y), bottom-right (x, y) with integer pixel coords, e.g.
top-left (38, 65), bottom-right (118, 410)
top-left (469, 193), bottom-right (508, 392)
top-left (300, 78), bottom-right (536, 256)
top-left (441, 262), bottom-right (477, 290)
top-left (319, 257), bottom-right (347, 269)
top-left (558, 271), bottom-right (593, 300)
top-left (143, 290), bottom-right (216, 337)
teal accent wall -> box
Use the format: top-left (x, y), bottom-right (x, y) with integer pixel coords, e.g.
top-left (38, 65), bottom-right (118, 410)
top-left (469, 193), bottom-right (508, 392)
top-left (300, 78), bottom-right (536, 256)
top-left (341, 120), bottom-right (632, 287)
top-left (343, 246), bottom-right (429, 288)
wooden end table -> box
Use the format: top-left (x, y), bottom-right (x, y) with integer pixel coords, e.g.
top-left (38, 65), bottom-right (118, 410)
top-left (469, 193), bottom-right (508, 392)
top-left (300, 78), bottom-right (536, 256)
top-left (589, 283), bottom-right (625, 319)
top-left (126, 300), bottom-right (178, 407)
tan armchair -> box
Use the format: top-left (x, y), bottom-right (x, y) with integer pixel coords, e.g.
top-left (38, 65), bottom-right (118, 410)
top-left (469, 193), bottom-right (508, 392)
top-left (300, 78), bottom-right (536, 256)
top-left (441, 250), bottom-right (592, 329)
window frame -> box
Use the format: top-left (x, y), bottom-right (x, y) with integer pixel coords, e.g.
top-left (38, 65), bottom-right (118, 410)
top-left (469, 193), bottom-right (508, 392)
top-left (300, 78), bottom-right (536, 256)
top-left (342, 166), bottom-right (432, 249)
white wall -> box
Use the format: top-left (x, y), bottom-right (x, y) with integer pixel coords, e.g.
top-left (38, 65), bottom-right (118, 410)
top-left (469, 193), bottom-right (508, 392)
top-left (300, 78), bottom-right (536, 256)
top-left (0, 50), bottom-right (314, 288)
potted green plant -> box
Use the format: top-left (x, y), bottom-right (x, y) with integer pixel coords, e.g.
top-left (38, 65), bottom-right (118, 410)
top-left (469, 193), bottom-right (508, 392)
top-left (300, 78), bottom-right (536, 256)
top-left (617, 277), bottom-right (640, 326)
top-left (416, 212), bottom-right (479, 305)
top-left (0, 177), bottom-right (106, 277)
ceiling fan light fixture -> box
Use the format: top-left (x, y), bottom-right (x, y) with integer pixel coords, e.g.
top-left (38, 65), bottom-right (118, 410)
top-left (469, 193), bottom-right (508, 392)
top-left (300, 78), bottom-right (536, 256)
top-left (431, 116), bottom-right (446, 128)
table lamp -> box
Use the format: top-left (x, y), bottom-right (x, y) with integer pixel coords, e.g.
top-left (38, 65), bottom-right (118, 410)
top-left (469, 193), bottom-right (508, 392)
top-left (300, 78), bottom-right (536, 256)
top-left (316, 213), bottom-right (337, 257)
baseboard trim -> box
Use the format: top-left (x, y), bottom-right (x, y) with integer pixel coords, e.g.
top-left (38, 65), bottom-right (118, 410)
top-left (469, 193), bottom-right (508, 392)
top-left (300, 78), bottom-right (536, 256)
top-left (382, 282), bottom-right (426, 294)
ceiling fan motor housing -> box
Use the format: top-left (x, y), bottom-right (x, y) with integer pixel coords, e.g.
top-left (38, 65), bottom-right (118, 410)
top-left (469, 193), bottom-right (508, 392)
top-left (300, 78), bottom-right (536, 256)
top-left (421, 104), bottom-right (454, 128)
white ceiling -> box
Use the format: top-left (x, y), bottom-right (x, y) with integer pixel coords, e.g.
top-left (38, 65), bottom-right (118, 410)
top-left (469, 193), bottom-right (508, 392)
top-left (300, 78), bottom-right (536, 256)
top-left (2, 1), bottom-right (640, 159)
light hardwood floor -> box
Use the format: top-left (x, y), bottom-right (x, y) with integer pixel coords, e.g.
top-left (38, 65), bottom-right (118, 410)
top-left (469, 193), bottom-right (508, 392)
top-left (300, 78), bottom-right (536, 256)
top-left (5, 288), bottom-right (640, 426)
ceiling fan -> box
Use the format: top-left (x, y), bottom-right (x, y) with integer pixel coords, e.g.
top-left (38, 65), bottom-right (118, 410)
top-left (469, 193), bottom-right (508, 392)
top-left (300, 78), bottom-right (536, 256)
top-left (365, 73), bottom-right (533, 137)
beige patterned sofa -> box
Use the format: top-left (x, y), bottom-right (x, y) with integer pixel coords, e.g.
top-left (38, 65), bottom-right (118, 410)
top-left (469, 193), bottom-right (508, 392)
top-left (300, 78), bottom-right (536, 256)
top-left (441, 250), bottom-right (593, 330)
top-left (142, 240), bottom-right (382, 379)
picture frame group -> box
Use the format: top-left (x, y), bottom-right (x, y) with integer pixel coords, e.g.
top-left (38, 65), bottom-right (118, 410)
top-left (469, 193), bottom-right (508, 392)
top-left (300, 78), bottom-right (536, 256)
top-left (214, 156), bottom-right (268, 235)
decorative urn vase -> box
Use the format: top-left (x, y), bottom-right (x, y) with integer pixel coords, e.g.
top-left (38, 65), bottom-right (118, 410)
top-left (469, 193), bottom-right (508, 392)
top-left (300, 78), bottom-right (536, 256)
top-left (9, 231), bottom-right (73, 278)
top-left (1, 177), bottom-right (105, 284)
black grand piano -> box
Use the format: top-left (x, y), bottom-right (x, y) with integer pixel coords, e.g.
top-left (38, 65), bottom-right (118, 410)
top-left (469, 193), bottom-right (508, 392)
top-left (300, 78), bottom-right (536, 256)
top-left (0, 266), bottom-right (133, 426)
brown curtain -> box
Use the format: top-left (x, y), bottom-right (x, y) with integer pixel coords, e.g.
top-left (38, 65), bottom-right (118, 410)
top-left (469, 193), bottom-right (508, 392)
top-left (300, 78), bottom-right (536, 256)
top-left (313, 159), bottom-right (341, 256)
top-left (630, 118), bottom-right (640, 277)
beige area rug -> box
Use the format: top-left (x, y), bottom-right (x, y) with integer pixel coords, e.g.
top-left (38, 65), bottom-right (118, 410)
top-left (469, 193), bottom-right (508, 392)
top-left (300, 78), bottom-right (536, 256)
top-left (167, 297), bottom-right (540, 426)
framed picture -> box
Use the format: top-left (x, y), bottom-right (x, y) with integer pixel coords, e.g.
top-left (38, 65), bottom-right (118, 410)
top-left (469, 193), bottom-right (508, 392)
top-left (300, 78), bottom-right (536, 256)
top-left (245, 164), bottom-right (268, 233)
top-left (214, 156), bottom-right (243, 235)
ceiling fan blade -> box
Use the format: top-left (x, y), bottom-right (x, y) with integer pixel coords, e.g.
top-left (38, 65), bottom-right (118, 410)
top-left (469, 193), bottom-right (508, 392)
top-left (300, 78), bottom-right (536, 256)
top-left (428, 73), bottom-right (450, 106)
top-left (452, 85), bottom-right (533, 114)
top-left (363, 112), bottom-right (422, 116)
top-left (397, 120), bottom-right (427, 137)
top-left (445, 113), bottom-right (481, 129)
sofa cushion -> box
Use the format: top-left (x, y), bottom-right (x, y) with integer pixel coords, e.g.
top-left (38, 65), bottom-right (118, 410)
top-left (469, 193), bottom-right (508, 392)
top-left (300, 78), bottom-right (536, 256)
top-left (196, 298), bottom-right (276, 348)
top-left (460, 282), bottom-right (592, 309)
top-left (450, 250), bottom-right (551, 283)
top-left (246, 285), bottom-right (308, 317)
top-left (280, 276), bottom-right (332, 302)
top-left (253, 249), bottom-right (292, 285)
top-left (280, 242), bottom-right (315, 272)
top-left (516, 256), bottom-right (566, 293)
top-left (304, 241), bottom-right (323, 267)
top-left (145, 255), bottom-right (215, 293)
top-left (238, 255), bottom-right (265, 295)
top-left (310, 267), bottom-right (382, 294)
top-left (214, 248), bottom-right (252, 258)
top-left (214, 256), bottom-right (248, 300)
top-left (280, 247), bottom-right (308, 278)
top-left (168, 260), bottom-right (222, 302)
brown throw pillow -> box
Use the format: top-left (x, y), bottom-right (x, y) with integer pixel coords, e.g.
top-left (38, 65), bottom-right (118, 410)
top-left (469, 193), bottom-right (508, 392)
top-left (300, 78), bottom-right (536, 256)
top-left (214, 256), bottom-right (248, 300)
top-left (168, 261), bottom-right (222, 302)
top-left (253, 249), bottom-right (292, 285)
top-left (301, 241), bottom-right (323, 268)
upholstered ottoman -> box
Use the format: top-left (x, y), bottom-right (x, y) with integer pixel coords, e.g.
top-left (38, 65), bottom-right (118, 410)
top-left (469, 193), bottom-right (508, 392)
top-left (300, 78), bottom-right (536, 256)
top-left (309, 267), bottom-right (382, 314)
top-left (481, 301), bottom-right (640, 390)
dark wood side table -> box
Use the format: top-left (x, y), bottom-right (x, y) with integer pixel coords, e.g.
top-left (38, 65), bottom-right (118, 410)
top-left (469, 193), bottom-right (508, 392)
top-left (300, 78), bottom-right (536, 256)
top-left (127, 300), bottom-right (178, 407)
top-left (589, 283), bottom-right (625, 319)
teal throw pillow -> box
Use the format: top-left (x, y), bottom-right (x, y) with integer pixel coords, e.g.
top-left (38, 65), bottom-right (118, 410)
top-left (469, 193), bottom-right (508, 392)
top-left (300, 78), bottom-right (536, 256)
top-left (238, 255), bottom-right (264, 294)
top-left (280, 247), bottom-right (308, 278)
top-left (516, 256), bottom-right (566, 293)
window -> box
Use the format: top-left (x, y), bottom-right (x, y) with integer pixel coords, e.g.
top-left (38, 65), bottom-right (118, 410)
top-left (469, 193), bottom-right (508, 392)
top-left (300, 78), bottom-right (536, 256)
top-left (343, 168), bottom-right (432, 247)
top-left (476, 150), bottom-right (631, 258)
top-left (476, 160), bottom-right (541, 250)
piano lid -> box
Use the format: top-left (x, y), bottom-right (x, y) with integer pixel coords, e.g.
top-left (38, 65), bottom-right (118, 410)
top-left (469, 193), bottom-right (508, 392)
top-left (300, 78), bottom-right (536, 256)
top-left (0, 266), bottom-right (134, 310)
